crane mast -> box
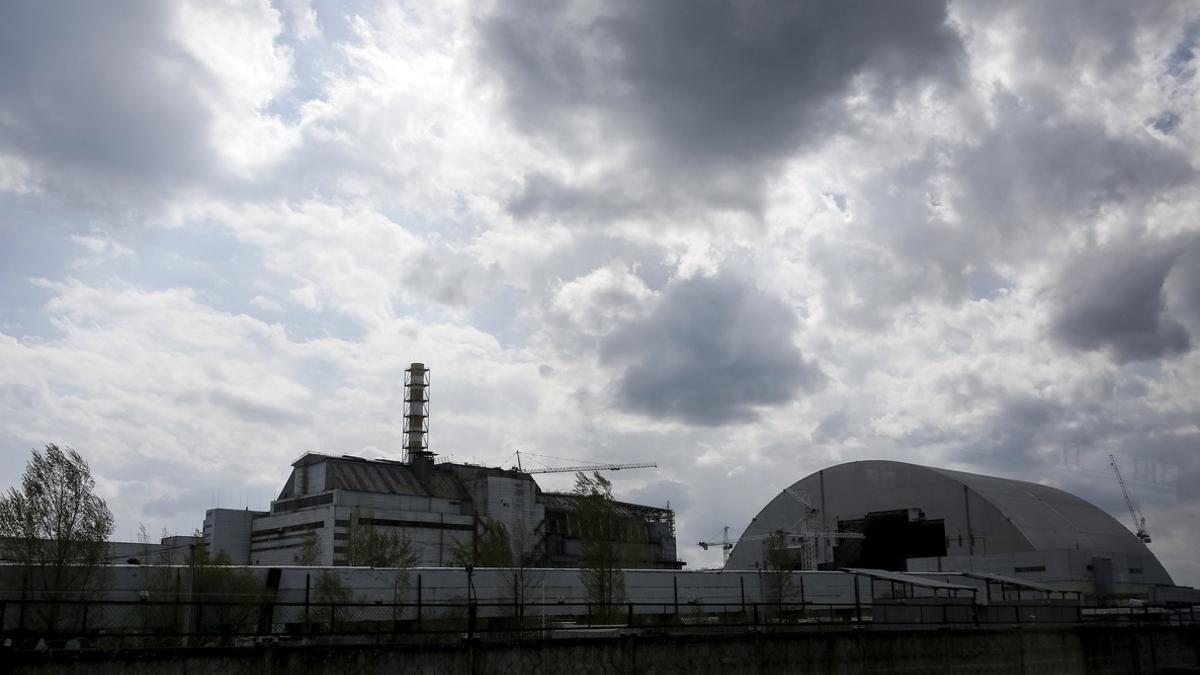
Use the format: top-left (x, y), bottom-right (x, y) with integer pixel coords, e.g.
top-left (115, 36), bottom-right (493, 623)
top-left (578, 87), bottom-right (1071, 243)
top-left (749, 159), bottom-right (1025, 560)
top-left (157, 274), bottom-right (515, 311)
top-left (698, 526), bottom-right (734, 565)
top-left (1109, 454), bottom-right (1151, 544)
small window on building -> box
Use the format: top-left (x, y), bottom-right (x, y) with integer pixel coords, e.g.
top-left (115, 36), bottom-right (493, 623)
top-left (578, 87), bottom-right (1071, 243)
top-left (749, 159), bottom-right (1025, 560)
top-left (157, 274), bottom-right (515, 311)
top-left (1014, 565), bottom-right (1046, 573)
top-left (1129, 567), bottom-right (1143, 574)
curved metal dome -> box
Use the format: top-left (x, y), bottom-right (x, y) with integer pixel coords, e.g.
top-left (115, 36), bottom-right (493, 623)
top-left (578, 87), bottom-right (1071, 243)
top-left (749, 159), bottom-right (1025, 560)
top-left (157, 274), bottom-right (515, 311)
top-left (725, 460), bottom-right (1172, 585)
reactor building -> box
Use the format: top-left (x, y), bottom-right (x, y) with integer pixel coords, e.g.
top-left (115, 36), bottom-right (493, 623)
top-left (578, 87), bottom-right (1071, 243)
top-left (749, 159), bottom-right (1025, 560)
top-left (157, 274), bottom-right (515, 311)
top-left (726, 460), bottom-right (1177, 601)
top-left (203, 363), bottom-right (680, 570)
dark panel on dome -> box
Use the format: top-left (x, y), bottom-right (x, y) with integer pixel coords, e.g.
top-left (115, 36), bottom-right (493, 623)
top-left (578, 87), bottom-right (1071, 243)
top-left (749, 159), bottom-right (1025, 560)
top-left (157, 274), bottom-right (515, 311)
top-left (833, 510), bottom-right (947, 571)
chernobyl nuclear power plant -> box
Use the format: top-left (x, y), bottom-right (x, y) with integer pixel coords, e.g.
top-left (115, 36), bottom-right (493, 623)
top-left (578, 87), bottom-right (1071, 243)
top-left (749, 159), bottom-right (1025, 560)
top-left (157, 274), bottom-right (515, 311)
top-left (187, 363), bottom-right (1193, 603)
top-left (4, 363), bottom-right (1199, 671)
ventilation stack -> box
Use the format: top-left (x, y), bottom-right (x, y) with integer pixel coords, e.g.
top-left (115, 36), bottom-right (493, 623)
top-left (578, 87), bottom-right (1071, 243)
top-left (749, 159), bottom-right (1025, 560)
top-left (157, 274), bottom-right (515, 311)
top-left (403, 363), bottom-right (434, 480)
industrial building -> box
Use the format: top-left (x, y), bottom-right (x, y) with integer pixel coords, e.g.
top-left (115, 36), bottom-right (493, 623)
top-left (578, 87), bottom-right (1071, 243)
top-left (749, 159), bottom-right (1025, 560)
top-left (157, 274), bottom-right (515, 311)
top-left (725, 460), bottom-right (1186, 603)
top-left (203, 363), bottom-right (680, 570)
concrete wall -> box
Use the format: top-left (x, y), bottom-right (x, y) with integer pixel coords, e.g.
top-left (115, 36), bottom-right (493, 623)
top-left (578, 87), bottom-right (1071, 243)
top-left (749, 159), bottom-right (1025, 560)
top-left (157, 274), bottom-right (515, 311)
top-left (8, 625), bottom-right (1200, 674)
top-left (0, 565), bottom-right (876, 624)
top-left (482, 476), bottom-right (543, 560)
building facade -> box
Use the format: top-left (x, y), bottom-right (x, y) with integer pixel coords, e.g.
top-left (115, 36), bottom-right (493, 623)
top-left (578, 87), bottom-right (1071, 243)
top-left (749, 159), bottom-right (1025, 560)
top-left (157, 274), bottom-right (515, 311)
top-left (204, 452), bottom-right (680, 569)
top-left (726, 460), bottom-right (1176, 601)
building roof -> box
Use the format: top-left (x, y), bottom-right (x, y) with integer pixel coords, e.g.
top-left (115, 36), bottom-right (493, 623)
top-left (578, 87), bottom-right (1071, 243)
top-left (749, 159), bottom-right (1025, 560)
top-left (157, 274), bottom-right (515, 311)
top-left (925, 465), bottom-right (1137, 556)
top-left (281, 453), bottom-right (469, 501)
top-left (843, 568), bottom-right (976, 594)
top-left (726, 460), bottom-right (1171, 584)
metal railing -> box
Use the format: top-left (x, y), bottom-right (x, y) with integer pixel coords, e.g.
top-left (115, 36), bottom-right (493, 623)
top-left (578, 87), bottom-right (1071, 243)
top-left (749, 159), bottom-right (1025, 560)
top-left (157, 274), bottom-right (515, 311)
top-left (2, 596), bottom-right (1196, 650)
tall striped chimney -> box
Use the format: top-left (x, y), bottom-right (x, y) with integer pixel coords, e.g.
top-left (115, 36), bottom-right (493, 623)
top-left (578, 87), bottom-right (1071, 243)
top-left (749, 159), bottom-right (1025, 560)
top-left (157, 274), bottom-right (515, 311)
top-left (403, 362), bottom-right (432, 465)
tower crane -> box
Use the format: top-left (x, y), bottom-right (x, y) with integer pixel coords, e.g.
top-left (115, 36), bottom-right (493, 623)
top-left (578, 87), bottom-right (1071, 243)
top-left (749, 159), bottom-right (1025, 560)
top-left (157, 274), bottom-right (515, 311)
top-left (511, 450), bottom-right (657, 474)
top-left (698, 526), bottom-right (734, 565)
top-left (1109, 454), bottom-right (1151, 544)
top-left (700, 485), bottom-right (866, 570)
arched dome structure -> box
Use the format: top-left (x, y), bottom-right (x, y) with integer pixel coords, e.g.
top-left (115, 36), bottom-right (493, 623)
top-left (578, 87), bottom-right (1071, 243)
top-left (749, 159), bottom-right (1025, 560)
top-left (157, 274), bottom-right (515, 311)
top-left (725, 460), bottom-right (1172, 591)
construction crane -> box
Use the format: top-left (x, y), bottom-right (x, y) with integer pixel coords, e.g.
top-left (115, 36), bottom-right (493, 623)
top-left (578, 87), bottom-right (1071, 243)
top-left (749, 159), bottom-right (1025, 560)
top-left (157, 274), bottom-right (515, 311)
top-left (511, 450), bottom-right (657, 474)
top-left (738, 530), bottom-right (865, 544)
top-left (698, 526), bottom-right (734, 565)
top-left (1109, 454), bottom-right (1151, 544)
top-left (703, 521), bottom-right (865, 569)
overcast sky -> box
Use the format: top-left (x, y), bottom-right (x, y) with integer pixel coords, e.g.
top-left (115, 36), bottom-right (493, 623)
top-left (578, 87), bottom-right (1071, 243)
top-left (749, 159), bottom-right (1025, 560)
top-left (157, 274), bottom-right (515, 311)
top-left (1, 0), bottom-right (1198, 584)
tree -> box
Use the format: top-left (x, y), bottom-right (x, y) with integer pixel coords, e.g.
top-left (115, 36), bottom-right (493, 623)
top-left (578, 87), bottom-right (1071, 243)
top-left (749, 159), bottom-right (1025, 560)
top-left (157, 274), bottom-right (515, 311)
top-left (574, 471), bottom-right (629, 621)
top-left (762, 530), bottom-right (798, 615)
top-left (449, 517), bottom-right (513, 568)
top-left (344, 511), bottom-right (419, 625)
top-left (0, 444), bottom-right (114, 632)
top-left (136, 524), bottom-right (187, 636)
top-left (296, 530), bottom-right (323, 566)
top-left (449, 518), bottom-right (541, 621)
top-left (187, 540), bottom-right (269, 640)
top-left (345, 512), bottom-right (419, 568)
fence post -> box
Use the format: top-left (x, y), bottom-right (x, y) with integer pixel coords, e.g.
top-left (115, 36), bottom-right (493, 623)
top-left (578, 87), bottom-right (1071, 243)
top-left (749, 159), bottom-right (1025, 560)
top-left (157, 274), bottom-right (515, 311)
top-left (673, 576), bottom-right (679, 619)
top-left (853, 574), bottom-right (862, 624)
top-left (740, 577), bottom-right (746, 615)
top-left (466, 566), bottom-right (476, 640)
top-left (627, 602), bottom-right (634, 627)
top-left (304, 574), bottom-right (310, 635)
top-left (416, 574), bottom-right (422, 632)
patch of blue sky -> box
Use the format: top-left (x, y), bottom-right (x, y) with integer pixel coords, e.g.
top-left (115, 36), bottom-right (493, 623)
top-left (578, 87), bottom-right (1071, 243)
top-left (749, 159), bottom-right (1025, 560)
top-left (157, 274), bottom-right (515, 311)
top-left (1166, 21), bottom-right (1199, 81)
top-left (0, 196), bottom-right (98, 338)
top-left (966, 265), bottom-right (1011, 301)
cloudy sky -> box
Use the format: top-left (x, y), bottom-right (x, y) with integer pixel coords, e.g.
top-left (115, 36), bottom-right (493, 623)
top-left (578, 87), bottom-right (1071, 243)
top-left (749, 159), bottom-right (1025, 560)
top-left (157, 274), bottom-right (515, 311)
top-left (2, 0), bottom-right (1198, 584)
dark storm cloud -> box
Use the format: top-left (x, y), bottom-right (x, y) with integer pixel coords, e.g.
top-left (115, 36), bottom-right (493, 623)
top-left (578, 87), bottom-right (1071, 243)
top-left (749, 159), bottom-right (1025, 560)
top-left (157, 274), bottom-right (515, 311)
top-left (955, 90), bottom-right (1195, 235)
top-left (0, 2), bottom-right (216, 205)
top-left (963, 395), bottom-right (1065, 473)
top-left (1167, 241), bottom-right (1200, 331)
top-left (810, 409), bottom-right (852, 444)
top-left (481, 0), bottom-right (964, 215)
top-left (1052, 236), bottom-right (1200, 364)
top-left (813, 86), bottom-right (1194, 328)
top-left (601, 273), bottom-right (821, 426)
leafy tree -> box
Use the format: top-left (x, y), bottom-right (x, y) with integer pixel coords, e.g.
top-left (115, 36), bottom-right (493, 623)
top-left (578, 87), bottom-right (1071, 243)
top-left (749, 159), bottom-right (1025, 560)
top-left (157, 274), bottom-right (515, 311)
top-left (312, 569), bottom-right (352, 628)
top-left (296, 530), bottom-right (323, 566)
top-left (345, 512), bottom-right (419, 568)
top-left (574, 471), bottom-right (629, 621)
top-left (135, 524), bottom-right (187, 635)
top-left (449, 518), bottom-right (541, 620)
top-left (0, 444), bottom-right (114, 632)
top-left (188, 541), bottom-right (269, 639)
top-left (449, 518), bottom-right (513, 568)
top-left (344, 512), bottom-right (420, 624)
top-left (297, 533), bottom-right (351, 629)
top-left (505, 523), bottom-right (542, 621)
top-left (762, 530), bottom-right (798, 613)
